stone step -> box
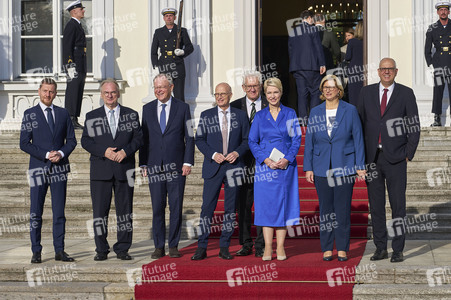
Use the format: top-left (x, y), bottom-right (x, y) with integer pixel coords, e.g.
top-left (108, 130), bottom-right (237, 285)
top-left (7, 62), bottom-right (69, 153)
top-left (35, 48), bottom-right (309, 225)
top-left (0, 281), bottom-right (133, 299)
top-left (353, 284), bottom-right (451, 299)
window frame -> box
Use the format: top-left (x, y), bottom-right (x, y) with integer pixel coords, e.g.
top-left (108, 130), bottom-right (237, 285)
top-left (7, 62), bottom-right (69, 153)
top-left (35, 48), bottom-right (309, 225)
top-left (10, 0), bottom-right (110, 81)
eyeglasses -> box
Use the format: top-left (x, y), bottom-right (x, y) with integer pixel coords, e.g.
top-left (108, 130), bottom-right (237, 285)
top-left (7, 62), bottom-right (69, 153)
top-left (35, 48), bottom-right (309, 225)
top-left (323, 86), bottom-right (337, 91)
top-left (379, 68), bottom-right (396, 73)
top-left (244, 84), bottom-right (260, 90)
top-left (214, 92), bottom-right (230, 97)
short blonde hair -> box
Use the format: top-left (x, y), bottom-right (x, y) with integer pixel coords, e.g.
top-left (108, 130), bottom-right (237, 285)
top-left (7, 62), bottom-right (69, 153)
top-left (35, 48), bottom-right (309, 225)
top-left (319, 75), bottom-right (344, 101)
top-left (263, 77), bottom-right (283, 94)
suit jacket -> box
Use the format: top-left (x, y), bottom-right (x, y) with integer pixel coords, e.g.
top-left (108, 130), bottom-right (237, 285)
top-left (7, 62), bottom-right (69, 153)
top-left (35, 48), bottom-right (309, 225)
top-left (345, 38), bottom-right (363, 71)
top-left (319, 26), bottom-right (340, 70)
top-left (195, 106), bottom-right (250, 179)
top-left (230, 95), bottom-right (268, 167)
top-left (139, 98), bottom-right (195, 172)
top-left (303, 100), bottom-right (365, 177)
top-left (63, 18), bottom-right (87, 73)
top-left (358, 82), bottom-right (420, 164)
top-left (81, 105), bottom-right (143, 181)
top-left (425, 19), bottom-right (451, 68)
top-left (20, 104), bottom-right (77, 174)
top-left (151, 24), bottom-right (194, 76)
top-left (288, 21), bottom-right (325, 72)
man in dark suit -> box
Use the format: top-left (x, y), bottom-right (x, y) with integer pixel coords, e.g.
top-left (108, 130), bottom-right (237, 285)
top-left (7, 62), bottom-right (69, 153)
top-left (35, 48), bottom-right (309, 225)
top-left (151, 8), bottom-right (194, 102)
top-left (63, 0), bottom-right (87, 129)
top-left (230, 72), bottom-right (268, 258)
top-left (139, 74), bottom-right (195, 259)
top-left (191, 83), bottom-right (250, 260)
top-left (288, 10), bottom-right (326, 124)
top-left (314, 13), bottom-right (340, 71)
top-left (358, 58), bottom-right (420, 263)
top-left (425, 2), bottom-right (451, 126)
top-left (20, 78), bottom-right (77, 263)
top-left (81, 79), bottom-right (143, 261)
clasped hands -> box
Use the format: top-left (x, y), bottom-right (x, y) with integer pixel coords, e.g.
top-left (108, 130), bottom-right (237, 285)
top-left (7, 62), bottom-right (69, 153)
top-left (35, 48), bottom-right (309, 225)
top-left (48, 151), bottom-right (62, 163)
top-left (305, 169), bottom-right (367, 184)
top-left (104, 147), bottom-right (127, 163)
top-left (264, 157), bottom-right (289, 170)
top-left (214, 151), bottom-right (239, 164)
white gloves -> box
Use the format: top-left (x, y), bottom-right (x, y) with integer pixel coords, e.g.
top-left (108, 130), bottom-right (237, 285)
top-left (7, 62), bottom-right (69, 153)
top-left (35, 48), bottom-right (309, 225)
top-left (174, 49), bottom-right (185, 56)
top-left (67, 67), bottom-right (77, 80)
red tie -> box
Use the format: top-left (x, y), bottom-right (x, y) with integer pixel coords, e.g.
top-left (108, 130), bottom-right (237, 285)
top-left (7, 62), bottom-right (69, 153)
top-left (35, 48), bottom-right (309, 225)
top-left (378, 88), bottom-right (388, 145)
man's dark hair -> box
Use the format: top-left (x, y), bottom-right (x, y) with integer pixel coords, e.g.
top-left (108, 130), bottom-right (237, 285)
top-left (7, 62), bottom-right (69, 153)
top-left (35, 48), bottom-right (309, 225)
top-left (300, 10), bottom-right (314, 20)
top-left (40, 78), bottom-right (57, 89)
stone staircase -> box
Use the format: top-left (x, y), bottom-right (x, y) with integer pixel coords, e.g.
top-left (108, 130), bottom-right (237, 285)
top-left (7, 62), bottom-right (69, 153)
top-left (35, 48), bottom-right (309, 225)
top-left (377, 127), bottom-right (451, 240)
top-left (0, 131), bottom-right (204, 240)
top-left (1, 127), bottom-right (450, 299)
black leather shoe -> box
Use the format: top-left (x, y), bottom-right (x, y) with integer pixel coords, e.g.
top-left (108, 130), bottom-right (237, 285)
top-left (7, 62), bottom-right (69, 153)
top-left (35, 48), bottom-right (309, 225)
top-left (55, 251), bottom-right (74, 262)
top-left (323, 256), bottom-right (333, 261)
top-left (151, 248), bottom-right (165, 259)
top-left (219, 247), bottom-right (233, 260)
top-left (71, 117), bottom-right (84, 129)
top-left (94, 252), bottom-right (108, 261)
top-left (169, 247), bottom-right (182, 258)
top-left (236, 246), bottom-right (253, 256)
top-left (255, 248), bottom-right (264, 258)
top-left (31, 252), bottom-right (42, 264)
top-left (117, 252), bottom-right (132, 260)
top-left (191, 247), bottom-right (207, 260)
top-left (431, 114), bottom-right (441, 127)
top-left (338, 256), bottom-right (348, 262)
top-left (370, 249), bottom-right (388, 261)
top-left (390, 252), bottom-right (404, 263)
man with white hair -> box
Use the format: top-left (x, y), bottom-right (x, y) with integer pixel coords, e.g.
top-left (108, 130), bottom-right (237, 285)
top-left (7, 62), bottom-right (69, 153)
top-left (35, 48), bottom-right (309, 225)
top-left (230, 72), bottom-right (268, 257)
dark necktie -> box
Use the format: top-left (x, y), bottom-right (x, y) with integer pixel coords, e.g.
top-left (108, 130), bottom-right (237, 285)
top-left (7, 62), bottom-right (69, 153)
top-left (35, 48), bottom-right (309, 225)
top-left (46, 107), bottom-right (54, 134)
top-left (250, 102), bottom-right (256, 124)
top-left (379, 88), bottom-right (388, 145)
top-left (160, 104), bottom-right (167, 133)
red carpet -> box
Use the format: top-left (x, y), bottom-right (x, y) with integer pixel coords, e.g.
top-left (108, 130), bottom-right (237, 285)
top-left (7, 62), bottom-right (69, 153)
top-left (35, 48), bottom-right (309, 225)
top-left (212, 126), bottom-right (369, 239)
top-left (135, 238), bottom-right (368, 300)
top-left (135, 127), bottom-right (369, 299)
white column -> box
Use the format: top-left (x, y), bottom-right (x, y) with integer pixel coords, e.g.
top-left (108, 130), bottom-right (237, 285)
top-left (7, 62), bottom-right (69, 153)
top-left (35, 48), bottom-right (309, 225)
top-left (412, 0), bottom-right (446, 121)
top-left (146, 0), bottom-right (214, 118)
top-left (366, 0), bottom-right (390, 85)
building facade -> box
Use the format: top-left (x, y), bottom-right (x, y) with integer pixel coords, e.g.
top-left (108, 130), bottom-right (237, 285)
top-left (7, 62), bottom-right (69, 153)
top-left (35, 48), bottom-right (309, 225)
top-left (0, 0), bottom-right (443, 130)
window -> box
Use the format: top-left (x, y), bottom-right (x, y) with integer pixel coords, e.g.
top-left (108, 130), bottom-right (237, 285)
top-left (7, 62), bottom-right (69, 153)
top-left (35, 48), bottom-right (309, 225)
top-left (20, 0), bottom-right (93, 76)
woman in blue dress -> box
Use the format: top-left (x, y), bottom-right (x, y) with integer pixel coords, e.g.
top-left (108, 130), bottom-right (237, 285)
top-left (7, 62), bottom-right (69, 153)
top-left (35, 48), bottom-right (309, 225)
top-left (248, 77), bottom-right (302, 261)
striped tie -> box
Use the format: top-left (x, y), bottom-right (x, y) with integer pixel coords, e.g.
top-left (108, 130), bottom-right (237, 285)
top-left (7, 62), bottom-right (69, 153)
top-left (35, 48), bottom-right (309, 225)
top-left (250, 102), bottom-right (256, 124)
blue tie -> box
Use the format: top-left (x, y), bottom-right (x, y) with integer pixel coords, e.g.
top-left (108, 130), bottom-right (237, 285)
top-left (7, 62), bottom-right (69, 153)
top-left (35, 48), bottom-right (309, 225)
top-left (46, 107), bottom-right (54, 134)
top-left (160, 104), bottom-right (167, 133)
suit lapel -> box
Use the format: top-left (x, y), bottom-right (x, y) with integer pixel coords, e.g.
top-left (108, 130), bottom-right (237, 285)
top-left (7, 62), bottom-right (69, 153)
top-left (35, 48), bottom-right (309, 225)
top-left (164, 100), bottom-right (178, 134)
top-left (383, 83), bottom-right (399, 117)
top-left (329, 101), bottom-right (345, 140)
top-left (35, 104), bottom-right (54, 137)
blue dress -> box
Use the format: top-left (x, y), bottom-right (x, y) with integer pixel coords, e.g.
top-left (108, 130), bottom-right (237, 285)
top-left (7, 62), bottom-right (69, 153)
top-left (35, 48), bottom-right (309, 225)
top-left (248, 105), bottom-right (302, 227)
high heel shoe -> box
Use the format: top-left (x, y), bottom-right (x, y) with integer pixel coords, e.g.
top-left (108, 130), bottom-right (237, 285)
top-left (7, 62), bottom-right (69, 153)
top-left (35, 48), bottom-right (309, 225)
top-left (262, 248), bottom-right (272, 261)
top-left (276, 249), bottom-right (287, 261)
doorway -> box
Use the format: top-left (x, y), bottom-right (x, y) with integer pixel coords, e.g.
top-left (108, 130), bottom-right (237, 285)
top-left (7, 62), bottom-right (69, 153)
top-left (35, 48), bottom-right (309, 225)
top-left (259, 0), bottom-right (365, 110)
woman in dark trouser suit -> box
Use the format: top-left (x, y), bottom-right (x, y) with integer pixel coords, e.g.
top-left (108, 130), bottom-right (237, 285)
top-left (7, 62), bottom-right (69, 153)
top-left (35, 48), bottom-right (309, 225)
top-left (303, 75), bottom-right (366, 261)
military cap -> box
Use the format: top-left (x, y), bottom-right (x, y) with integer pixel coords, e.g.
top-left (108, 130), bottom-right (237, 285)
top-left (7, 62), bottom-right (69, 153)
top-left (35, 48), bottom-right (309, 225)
top-left (161, 8), bottom-right (177, 16)
top-left (66, 0), bottom-right (84, 11)
top-left (435, 2), bottom-right (451, 9)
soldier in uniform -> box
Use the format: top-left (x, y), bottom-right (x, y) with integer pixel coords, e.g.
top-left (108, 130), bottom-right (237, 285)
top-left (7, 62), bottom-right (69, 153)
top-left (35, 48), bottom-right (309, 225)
top-left (425, 1), bottom-right (451, 126)
top-left (63, 0), bottom-right (87, 129)
top-left (151, 8), bottom-right (194, 102)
